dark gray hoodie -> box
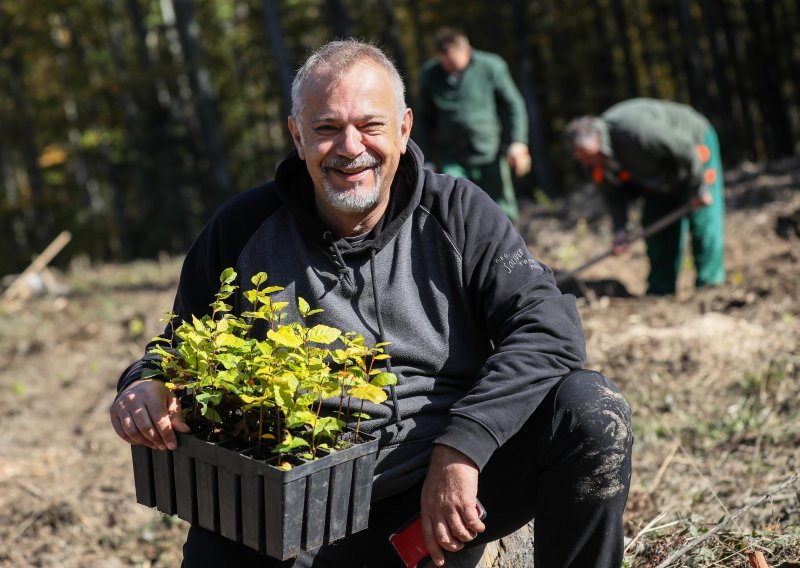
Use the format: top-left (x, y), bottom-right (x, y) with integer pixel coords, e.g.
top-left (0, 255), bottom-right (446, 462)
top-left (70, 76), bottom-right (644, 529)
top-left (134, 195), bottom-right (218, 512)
top-left (118, 140), bottom-right (586, 500)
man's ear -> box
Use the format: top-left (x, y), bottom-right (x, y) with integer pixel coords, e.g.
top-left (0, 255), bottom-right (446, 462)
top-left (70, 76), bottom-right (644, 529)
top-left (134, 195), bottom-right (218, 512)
top-left (399, 108), bottom-right (413, 154)
top-left (287, 116), bottom-right (305, 160)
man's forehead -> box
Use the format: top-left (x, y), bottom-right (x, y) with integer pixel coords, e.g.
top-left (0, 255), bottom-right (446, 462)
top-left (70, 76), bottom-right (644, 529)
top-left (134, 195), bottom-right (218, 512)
top-left (309, 110), bottom-right (389, 124)
top-left (301, 63), bottom-right (395, 119)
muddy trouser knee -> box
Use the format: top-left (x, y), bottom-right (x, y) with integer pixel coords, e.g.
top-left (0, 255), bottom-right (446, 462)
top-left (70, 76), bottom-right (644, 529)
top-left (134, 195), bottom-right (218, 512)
top-left (182, 370), bottom-right (633, 568)
top-left (471, 369), bottom-right (633, 568)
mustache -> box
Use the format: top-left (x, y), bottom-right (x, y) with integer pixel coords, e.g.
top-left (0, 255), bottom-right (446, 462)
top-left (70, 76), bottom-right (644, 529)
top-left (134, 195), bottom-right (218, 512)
top-left (323, 153), bottom-right (380, 170)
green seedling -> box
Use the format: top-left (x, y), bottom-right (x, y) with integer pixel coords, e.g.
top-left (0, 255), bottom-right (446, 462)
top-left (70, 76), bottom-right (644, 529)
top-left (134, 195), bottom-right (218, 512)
top-left (145, 268), bottom-right (396, 466)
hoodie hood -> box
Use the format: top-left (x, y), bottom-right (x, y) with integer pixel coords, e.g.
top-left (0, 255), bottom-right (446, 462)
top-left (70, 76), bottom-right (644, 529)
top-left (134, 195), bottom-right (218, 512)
top-left (273, 139), bottom-right (426, 257)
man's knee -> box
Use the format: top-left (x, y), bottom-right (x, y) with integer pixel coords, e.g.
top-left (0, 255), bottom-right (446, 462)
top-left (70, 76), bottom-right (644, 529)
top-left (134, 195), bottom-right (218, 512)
top-left (554, 370), bottom-right (633, 502)
top-left (555, 370), bottom-right (632, 443)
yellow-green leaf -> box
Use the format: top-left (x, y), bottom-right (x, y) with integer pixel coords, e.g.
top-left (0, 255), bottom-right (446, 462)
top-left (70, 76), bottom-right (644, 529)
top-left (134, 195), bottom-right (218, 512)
top-left (298, 296), bottom-right (311, 316)
top-left (268, 327), bottom-right (303, 348)
top-left (307, 324), bottom-right (341, 345)
top-left (371, 372), bottom-right (397, 387)
top-left (348, 383), bottom-right (388, 404)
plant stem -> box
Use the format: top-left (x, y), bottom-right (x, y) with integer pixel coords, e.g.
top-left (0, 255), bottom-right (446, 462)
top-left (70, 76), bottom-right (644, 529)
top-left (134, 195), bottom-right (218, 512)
top-left (258, 402), bottom-right (264, 448)
top-left (356, 399), bottom-right (365, 440)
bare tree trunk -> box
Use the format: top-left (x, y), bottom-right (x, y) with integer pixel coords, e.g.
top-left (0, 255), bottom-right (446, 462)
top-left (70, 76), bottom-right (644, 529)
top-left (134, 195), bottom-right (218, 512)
top-left (54, 12), bottom-right (106, 214)
top-left (743, 0), bottom-right (793, 158)
top-left (652, 0), bottom-right (688, 100)
top-left (631, 0), bottom-right (658, 98)
top-left (261, 0), bottom-right (293, 125)
top-left (0, 140), bottom-right (31, 263)
top-left (407, 0), bottom-right (428, 79)
top-left (610, 0), bottom-right (639, 97)
top-left (513, 0), bottom-right (553, 197)
top-left (714, 0), bottom-right (757, 160)
top-left (378, 0), bottom-right (409, 95)
top-left (676, 0), bottom-right (711, 116)
top-left (590, 2), bottom-right (617, 109)
top-left (761, 0), bottom-right (795, 156)
top-left (324, 0), bottom-right (350, 38)
top-left (171, 0), bottom-right (232, 198)
top-left (698, 0), bottom-right (739, 161)
top-left (2, 47), bottom-right (54, 248)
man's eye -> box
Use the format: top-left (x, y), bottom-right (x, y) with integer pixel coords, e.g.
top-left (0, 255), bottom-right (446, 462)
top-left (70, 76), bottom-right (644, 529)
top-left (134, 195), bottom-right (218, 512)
top-left (362, 123), bottom-right (383, 132)
top-left (316, 125), bottom-right (338, 133)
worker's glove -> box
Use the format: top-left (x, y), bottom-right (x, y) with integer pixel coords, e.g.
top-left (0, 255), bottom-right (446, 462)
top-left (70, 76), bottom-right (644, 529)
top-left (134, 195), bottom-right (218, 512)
top-left (690, 193), bottom-right (713, 210)
top-left (612, 229), bottom-right (630, 255)
top-left (507, 143), bottom-right (531, 177)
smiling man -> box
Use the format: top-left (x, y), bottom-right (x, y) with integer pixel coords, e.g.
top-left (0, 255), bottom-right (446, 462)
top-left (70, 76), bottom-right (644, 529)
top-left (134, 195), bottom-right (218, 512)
top-left (111, 40), bottom-right (632, 568)
top-left (287, 55), bottom-right (411, 236)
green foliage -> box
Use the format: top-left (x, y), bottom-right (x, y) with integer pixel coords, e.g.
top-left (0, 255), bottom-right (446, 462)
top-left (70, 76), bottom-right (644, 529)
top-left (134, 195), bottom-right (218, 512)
top-left (148, 269), bottom-right (397, 465)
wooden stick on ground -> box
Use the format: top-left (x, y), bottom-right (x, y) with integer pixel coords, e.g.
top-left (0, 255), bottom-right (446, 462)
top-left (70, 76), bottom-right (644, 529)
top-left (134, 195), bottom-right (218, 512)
top-left (648, 440), bottom-right (681, 494)
top-left (745, 550), bottom-right (771, 568)
top-left (654, 472), bottom-right (799, 568)
top-left (2, 231), bottom-right (72, 301)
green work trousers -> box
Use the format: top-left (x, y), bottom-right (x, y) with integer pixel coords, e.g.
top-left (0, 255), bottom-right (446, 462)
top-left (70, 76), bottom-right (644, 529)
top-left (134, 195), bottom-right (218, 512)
top-left (440, 157), bottom-right (519, 223)
top-left (642, 127), bottom-right (726, 295)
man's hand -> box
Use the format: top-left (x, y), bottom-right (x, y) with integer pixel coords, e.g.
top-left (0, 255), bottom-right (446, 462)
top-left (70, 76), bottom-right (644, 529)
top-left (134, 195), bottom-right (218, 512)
top-left (690, 193), bottom-right (713, 210)
top-left (507, 142), bottom-right (531, 177)
top-left (420, 444), bottom-right (484, 567)
top-left (109, 379), bottom-right (190, 450)
top-left (612, 230), bottom-right (631, 255)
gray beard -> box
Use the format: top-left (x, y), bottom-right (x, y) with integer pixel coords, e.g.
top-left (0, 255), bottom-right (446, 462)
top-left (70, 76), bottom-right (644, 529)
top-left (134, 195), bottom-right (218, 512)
top-left (322, 162), bottom-right (382, 213)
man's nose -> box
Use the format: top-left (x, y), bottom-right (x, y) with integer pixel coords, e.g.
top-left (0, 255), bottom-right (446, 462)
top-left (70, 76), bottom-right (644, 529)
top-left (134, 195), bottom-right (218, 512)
top-left (337, 125), bottom-right (365, 158)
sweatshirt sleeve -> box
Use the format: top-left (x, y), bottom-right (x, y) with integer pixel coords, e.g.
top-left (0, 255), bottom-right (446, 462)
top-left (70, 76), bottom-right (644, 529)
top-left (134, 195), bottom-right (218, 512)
top-left (115, 218), bottom-right (224, 394)
top-left (434, 180), bottom-right (585, 469)
top-left (116, 184), bottom-right (277, 394)
top-left (491, 57), bottom-right (528, 146)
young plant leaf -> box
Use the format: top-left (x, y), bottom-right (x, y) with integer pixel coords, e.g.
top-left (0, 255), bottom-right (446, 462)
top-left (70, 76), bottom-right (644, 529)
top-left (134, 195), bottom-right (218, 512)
top-left (307, 324), bottom-right (341, 345)
top-left (371, 372), bottom-right (398, 387)
top-left (348, 383), bottom-right (388, 404)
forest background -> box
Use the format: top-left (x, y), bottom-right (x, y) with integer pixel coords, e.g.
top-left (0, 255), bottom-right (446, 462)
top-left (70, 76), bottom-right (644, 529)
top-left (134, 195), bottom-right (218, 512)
top-left (2, 0), bottom-right (799, 275)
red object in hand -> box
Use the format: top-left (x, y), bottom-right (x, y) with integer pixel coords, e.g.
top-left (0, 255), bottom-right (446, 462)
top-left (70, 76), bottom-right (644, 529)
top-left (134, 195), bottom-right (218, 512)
top-left (389, 502), bottom-right (487, 568)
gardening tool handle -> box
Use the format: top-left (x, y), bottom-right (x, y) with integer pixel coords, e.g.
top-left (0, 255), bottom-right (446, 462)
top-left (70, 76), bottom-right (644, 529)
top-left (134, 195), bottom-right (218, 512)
top-left (635, 202), bottom-right (695, 240)
top-left (556, 203), bottom-right (694, 284)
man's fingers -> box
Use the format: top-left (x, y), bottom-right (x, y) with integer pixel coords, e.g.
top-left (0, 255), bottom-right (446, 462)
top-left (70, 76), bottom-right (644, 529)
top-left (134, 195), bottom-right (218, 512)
top-left (111, 414), bottom-right (138, 446)
top-left (421, 515), bottom-right (445, 566)
top-left (434, 518), bottom-right (463, 551)
top-left (168, 395), bottom-right (191, 434)
top-left (109, 380), bottom-right (181, 450)
top-left (462, 502), bottom-right (486, 535)
top-left (131, 405), bottom-right (168, 450)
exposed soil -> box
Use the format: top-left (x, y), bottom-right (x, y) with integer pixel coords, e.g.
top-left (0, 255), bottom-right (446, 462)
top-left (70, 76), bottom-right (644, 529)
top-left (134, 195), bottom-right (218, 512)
top-left (0, 158), bottom-right (798, 567)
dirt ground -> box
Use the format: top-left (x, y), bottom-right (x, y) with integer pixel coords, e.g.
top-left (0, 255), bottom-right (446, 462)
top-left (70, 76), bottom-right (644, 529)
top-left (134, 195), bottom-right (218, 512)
top-left (1, 157), bottom-right (798, 567)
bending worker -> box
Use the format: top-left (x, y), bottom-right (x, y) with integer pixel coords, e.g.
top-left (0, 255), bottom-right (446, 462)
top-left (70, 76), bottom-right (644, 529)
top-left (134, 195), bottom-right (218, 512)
top-left (565, 98), bottom-right (725, 296)
top-left (414, 27), bottom-right (531, 223)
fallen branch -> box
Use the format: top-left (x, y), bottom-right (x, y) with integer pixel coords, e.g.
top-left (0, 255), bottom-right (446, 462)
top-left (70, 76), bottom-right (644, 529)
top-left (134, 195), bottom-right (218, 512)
top-left (648, 440), bottom-right (680, 494)
top-left (2, 231), bottom-right (72, 301)
top-left (654, 472), bottom-right (799, 568)
top-left (746, 550), bottom-right (770, 568)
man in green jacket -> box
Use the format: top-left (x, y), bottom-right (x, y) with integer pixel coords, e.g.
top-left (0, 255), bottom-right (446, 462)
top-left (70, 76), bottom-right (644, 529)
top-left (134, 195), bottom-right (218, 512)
top-left (414, 27), bottom-right (531, 223)
top-left (565, 98), bottom-right (726, 295)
